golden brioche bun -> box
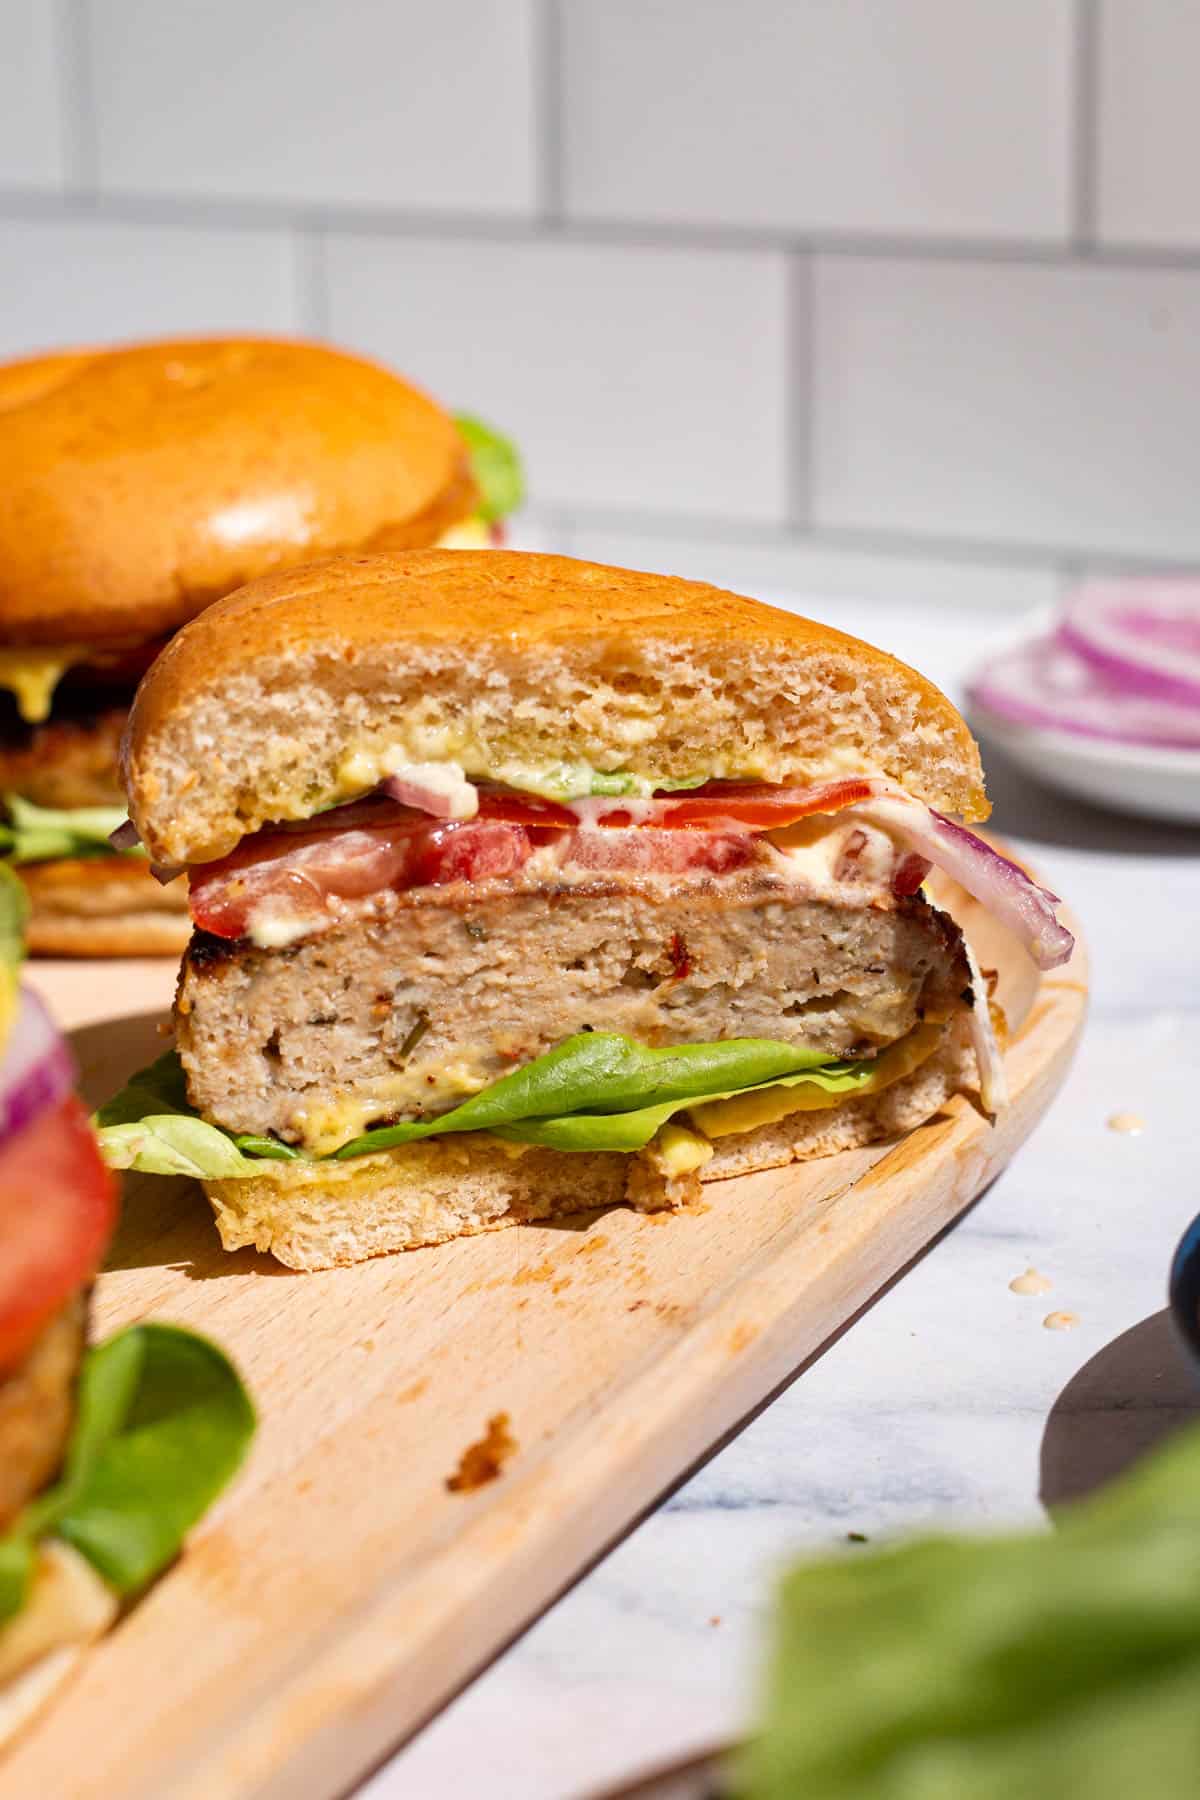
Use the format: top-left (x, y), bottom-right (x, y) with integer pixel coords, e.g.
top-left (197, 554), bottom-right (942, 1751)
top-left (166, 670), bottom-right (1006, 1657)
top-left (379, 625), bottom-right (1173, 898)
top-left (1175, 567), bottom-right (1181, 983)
top-left (18, 857), bottom-right (190, 957)
top-left (124, 550), bottom-right (988, 866)
top-left (0, 338), bottom-right (477, 647)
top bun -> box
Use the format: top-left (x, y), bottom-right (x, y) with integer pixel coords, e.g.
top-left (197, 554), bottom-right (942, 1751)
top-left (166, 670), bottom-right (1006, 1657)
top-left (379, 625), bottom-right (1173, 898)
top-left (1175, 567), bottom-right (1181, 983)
top-left (0, 337), bottom-right (476, 647)
top-left (124, 551), bottom-right (988, 865)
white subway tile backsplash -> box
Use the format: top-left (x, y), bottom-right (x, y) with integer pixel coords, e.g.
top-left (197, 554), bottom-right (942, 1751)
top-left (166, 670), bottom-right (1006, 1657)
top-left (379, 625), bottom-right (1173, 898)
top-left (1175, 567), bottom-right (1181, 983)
top-left (0, 1), bottom-right (67, 189)
top-left (557, 523), bottom-right (1060, 619)
top-left (0, 217), bottom-right (298, 357)
top-left (1097, 1), bottom-right (1200, 248)
top-left (324, 235), bottom-right (790, 523)
top-left (561, 0), bottom-right (1074, 242)
top-left (812, 257), bottom-right (1200, 560)
top-left (86, 0), bottom-right (538, 216)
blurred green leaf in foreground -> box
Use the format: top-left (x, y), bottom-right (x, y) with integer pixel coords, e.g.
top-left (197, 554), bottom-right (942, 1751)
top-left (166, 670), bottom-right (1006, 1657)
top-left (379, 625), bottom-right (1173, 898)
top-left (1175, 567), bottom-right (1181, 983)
top-left (742, 1421), bottom-right (1200, 1800)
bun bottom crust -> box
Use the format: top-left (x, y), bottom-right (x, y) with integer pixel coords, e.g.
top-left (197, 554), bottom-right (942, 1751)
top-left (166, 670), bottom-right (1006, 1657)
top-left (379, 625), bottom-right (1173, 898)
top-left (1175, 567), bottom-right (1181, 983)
top-left (17, 857), bottom-right (190, 958)
top-left (205, 1022), bottom-right (978, 1271)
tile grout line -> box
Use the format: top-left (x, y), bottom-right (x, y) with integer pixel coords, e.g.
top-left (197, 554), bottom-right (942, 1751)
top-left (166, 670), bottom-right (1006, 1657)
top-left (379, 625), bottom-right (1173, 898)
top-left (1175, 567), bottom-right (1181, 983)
top-left (542, 505), bottom-right (1200, 580)
top-left (1071, 0), bottom-right (1100, 252)
top-left (54, 0), bottom-right (98, 200)
top-left (784, 251), bottom-right (814, 532)
top-left (5, 180), bottom-right (1200, 269)
top-left (291, 227), bottom-right (329, 337)
top-left (535, 0), bottom-right (565, 228)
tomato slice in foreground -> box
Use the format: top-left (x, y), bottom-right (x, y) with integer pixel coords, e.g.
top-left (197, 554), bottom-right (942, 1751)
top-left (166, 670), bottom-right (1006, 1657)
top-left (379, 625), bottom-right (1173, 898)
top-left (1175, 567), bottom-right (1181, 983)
top-left (0, 1096), bottom-right (117, 1375)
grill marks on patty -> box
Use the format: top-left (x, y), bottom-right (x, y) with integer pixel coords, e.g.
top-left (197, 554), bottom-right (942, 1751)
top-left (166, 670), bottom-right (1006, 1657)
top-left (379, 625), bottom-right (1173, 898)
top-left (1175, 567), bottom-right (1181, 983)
top-left (176, 870), bottom-right (971, 1149)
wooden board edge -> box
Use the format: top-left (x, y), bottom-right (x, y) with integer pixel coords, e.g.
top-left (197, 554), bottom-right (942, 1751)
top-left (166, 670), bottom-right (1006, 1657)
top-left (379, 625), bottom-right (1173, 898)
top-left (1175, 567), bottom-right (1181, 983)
top-left (164, 911), bottom-right (1089, 1800)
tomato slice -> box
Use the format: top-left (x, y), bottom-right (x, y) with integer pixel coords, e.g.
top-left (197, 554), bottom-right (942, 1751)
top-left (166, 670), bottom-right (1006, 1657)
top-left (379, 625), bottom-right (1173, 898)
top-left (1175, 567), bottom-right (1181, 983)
top-left (187, 779), bottom-right (883, 941)
top-left (474, 779), bottom-right (879, 831)
top-left (0, 1096), bottom-right (116, 1375)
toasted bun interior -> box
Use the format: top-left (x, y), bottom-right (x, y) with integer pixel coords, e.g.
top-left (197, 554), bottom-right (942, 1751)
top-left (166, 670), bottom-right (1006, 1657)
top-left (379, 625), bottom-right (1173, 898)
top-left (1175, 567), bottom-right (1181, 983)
top-left (0, 338), bottom-right (476, 647)
top-left (125, 552), bottom-right (988, 865)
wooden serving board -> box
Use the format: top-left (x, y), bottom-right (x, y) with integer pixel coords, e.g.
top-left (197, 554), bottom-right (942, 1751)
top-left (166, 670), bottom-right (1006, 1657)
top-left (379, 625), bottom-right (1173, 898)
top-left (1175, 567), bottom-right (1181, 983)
top-left (7, 869), bottom-right (1087, 1800)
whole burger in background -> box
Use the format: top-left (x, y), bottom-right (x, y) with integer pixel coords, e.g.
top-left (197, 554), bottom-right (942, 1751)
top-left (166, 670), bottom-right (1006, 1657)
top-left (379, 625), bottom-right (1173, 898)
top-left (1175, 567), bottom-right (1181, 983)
top-left (0, 337), bottom-right (523, 956)
top-left (0, 866), bottom-right (255, 1743)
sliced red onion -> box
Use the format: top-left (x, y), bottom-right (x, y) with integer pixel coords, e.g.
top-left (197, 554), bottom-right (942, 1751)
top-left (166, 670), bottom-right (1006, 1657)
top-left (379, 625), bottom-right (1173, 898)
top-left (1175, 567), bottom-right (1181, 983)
top-left (1062, 580), bottom-right (1200, 708)
top-left (963, 940), bottom-right (1008, 1115)
top-left (108, 817), bottom-right (141, 852)
top-left (853, 795), bottom-right (1075, 971)
top-left (0, 989), bottom-right (76, 1150)
top-left (149, 862), bottom-right (185, 886)
top-left (969, 633), bottom-right (1200, 749)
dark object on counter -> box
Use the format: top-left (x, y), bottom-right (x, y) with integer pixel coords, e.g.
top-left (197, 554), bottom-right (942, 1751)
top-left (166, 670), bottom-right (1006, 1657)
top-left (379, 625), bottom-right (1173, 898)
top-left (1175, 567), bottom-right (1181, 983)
top-left (1168, 1212), bottom-right (1200, 1375)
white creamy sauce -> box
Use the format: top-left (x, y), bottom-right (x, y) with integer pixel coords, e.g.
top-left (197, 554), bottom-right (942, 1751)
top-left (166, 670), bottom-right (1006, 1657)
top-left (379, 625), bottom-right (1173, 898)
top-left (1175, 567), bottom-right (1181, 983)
top-left (248, 906), bottom-right (327, 950)
top-left (378, 756), bottom-right (479, 819)
top-left (1009, 1267), bottom-right (1053, 1297)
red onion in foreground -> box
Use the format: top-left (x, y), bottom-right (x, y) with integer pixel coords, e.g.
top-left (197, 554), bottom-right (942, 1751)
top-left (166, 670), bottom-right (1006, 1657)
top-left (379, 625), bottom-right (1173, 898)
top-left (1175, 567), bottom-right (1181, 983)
top-left (0, 988), bottom-right (77, 1150)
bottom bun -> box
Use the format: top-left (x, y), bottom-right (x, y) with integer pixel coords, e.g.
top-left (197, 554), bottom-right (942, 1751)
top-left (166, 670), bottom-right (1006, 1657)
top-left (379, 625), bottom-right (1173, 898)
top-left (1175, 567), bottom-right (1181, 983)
top-left (17, 857), bottom-right (191, 958)
top-left (205, 1021), bottom-right (978, 1271)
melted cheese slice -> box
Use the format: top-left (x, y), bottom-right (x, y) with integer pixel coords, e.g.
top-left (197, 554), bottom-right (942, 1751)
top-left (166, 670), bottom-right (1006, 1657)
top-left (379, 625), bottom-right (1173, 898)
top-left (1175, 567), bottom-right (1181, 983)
top-left (0, 650), bottom-right (84, 724)
top-left (690, 1022), bottom-right (945, 1140)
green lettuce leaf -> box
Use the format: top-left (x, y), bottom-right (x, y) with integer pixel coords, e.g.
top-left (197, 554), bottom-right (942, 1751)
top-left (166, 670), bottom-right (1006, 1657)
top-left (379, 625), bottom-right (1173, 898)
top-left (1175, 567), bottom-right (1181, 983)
top-left (741, 1422), bottom-right (1200, 1800)
top-left (0, 1323), bottom-right (255, 1622)
top-left (96, 1033), bottom-right (877, 1178)
top-left (0, 795), bottom-right (137, 865)
top-left (0, 864), bottom-right (29, 1033)
top-left (455, 414), bottom-right (525, 523)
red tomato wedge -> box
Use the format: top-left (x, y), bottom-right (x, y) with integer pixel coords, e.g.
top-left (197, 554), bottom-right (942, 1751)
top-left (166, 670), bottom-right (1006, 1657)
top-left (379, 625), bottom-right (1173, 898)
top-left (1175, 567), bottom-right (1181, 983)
top-left (0, 1096), bottom-right (117, 1374)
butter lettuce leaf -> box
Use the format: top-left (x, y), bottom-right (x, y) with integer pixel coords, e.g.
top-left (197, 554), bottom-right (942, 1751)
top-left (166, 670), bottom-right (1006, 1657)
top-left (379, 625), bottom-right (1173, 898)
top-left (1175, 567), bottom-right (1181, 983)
top-left (741, 1422), bottom-right (1200, 1800)
top-left (0, 1323), bottom-right (255, 1622)
top-left (455, 414), bottom-right (524, 523)
top-left (0, 795), bottom-right (137, 865)
top-left (96, 1033), bottom-right (878, 1178)
top-left (0, 864), bottom-right (28, 1039)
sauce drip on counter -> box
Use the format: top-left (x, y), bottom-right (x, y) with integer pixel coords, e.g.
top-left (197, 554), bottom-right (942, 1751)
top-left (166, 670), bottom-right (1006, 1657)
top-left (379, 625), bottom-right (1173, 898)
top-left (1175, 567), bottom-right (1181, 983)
top-left (1009, 1267), bottom-right (1053, 1297)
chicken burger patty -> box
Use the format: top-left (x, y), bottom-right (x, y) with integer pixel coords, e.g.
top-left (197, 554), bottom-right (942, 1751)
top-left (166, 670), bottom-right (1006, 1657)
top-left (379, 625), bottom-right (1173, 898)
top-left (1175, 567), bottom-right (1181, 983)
top-left (0, 1295), bottom-right (85, 1532)
top-left (177, 865), bottom-right (971, 1150)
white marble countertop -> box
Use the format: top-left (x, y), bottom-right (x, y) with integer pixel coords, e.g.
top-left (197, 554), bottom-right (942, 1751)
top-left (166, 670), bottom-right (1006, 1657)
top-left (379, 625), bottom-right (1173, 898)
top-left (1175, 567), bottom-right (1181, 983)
top-left (366, 593), bottom-right (1200, 1800)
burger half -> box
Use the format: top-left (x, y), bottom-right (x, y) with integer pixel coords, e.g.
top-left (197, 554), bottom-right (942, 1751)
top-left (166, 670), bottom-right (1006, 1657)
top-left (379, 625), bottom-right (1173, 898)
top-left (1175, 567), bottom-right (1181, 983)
top-left (0, 337), bottom-right (522, 956)
top-left (100, 552), bottom-right (1074, 1271)
top-left (0, 868), bottom-right (255, 1742)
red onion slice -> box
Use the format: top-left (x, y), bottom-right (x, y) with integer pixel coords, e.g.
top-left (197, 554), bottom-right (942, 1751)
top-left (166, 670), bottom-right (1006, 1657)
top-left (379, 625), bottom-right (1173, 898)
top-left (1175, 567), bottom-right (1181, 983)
top-left (854, 795), bottom-right (1075, 971)
top-left (1062, 580), bottom-right (1200, 709)
top-left (969, 634), bottom-right (1200, 749)
top-left (0, 988), bottom-right (76, 1150)
top-left (108, 817), bottom-right (141, 852)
